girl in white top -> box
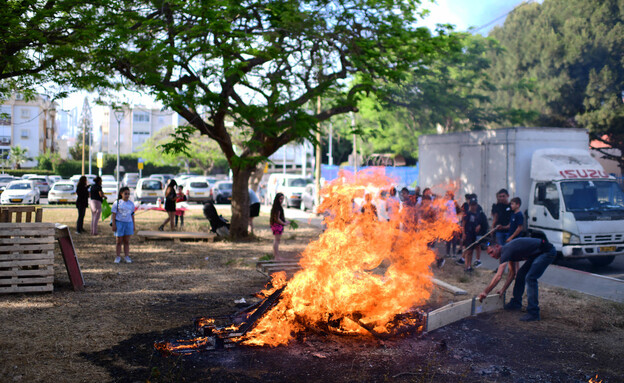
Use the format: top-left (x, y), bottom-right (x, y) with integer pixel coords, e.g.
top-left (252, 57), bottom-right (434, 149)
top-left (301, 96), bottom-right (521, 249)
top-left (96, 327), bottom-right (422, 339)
top-left (111, 187), bottom-right (135, 264)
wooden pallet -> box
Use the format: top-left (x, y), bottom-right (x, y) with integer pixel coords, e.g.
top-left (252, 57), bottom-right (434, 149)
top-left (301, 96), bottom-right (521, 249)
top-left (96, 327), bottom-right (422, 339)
top-left (137, 230), bottom-right (215, 241)
top-left (0, 222), bottom-right (56, 293)
top-left (0, 206), bottom-right (43, 223)
top-left (425, 294), bottom-right (504, 332)
top-left (256, 260), bottom-right (303, 278)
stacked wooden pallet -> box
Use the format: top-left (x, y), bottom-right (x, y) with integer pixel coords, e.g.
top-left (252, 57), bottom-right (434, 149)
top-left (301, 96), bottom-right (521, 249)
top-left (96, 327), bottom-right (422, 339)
top-left (0, 222), bottom-right (56, 293)
top-left (0, 206), bottom-right (43, 223)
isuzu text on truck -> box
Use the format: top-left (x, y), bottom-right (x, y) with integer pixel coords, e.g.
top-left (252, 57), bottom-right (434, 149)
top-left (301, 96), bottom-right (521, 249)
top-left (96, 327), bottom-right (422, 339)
top-left (419, 127), bottom-right (624, 266)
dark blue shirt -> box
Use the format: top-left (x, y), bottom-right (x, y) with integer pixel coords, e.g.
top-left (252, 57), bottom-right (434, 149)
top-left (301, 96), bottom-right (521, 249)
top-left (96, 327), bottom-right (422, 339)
top-left (500, 238), bottom-right (543, 263)
top-left (508, 211), bottom-right (524, 236)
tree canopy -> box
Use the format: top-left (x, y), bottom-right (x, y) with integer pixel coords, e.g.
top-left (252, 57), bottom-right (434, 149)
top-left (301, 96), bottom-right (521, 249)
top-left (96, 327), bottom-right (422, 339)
top-left (70, 0), bottom-right (459, 237)
top-left (0, 0), bottom-right (104, 98)
top-left (486, 0), bottom-right (624, 169)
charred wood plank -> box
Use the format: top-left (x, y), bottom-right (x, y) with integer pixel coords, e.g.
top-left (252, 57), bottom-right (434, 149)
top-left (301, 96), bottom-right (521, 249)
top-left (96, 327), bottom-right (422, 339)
top-left (235, 285), bottom-right (286, 336)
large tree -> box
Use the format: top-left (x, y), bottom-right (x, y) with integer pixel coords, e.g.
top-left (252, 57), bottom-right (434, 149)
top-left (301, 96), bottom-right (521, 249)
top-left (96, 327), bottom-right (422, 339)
top-left (486, 0), bottom-right (624, 170)
top-left (0, 0), bottom-right (104, 98)
top-left (74, 0), bottom-right (458, 237)
top-left (350, 33), bottom-right (501, 163)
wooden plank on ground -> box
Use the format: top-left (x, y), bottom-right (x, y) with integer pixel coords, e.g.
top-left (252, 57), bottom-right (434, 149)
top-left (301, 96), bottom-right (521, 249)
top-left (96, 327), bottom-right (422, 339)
top-left (0, 237), bottom-right (57, 245)
top-left (0, 284), bottom-right (53, 293)
top-left (0, 266), bottom-right (54, 277)
top-left (473, 294), bottom-right (504, 315)
top-left (0, 276), bottom-right (55, 286)
top-left (0, 222), bottom-right (56, 230)
top-left (55, 224), bottom-right (85, 291)
top-left (0, 253), bottom-right (55, 261)
top-left (137, 230), bottom-right (214, 240)
top-left (426, 298), bottom-right (473, 332)
top-left (0, 243), bottom-right (56, 253)
top-left (432, 278), bottom-right (468, 296)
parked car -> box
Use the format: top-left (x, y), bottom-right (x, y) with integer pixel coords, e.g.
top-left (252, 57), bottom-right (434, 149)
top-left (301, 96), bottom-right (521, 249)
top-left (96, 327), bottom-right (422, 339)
top-left (47, 181), bottom-right (77, 204)
top-left (101, 175), bottom-right (116, 183)
top-left (121, 173), bottom-right (140, 188)
top-left (27, 175), bottom-right (52, 197)
top-left (182, 177), bottom-right (211, 203)
top-left (0, 180), bottom-right (40, 205)
top-left (210, 181), bottom-right (233, 204)
top-left (102, 182), bottom-right (118, 203)
top-left (266, 174), bottom-right (312, 208)
top-left (150, 174), bottom-right (175, 186)
top-left (70, 174), bottom-right (97, 185)
top-left (48, 175), bottom-right (62, 184)
top-left (134, 178), bottom-right (164, 203)
top-left (0, 175), bottom-right (15, 188)
top-left (300, 183), bottom-right (316, 212)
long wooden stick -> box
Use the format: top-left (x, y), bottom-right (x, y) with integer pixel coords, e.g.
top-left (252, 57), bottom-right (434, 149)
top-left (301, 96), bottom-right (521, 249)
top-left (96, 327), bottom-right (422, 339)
top-left (462, 228), bottom-right (497, 253)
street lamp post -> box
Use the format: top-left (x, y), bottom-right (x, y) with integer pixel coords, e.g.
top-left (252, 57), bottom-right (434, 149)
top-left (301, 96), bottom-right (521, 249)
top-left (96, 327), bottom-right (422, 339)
top-left (113, 108), bottom-right (126, 194)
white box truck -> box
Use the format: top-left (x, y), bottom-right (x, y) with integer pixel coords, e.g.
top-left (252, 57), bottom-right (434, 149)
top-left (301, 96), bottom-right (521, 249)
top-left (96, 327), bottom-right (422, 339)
top-left (418, 127), bottom-right (624, 266)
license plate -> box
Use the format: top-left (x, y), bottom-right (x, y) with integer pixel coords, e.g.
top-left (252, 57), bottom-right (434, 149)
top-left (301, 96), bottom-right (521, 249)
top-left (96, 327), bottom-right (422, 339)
top-left (10, 198), bottom-right (22, 202)
top-left (195, 192), bottom-right (205, 196)
top-left (599, 246), bottom-right (616, 252)
top-left (59, 199), bottom-right (68, 202)
top-left (148, 193), bottom-right (157, 196)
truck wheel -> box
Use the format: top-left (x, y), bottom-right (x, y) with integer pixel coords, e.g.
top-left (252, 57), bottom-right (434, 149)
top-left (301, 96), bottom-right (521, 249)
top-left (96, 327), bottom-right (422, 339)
top-left (588, 256), bottom-right (615, 267)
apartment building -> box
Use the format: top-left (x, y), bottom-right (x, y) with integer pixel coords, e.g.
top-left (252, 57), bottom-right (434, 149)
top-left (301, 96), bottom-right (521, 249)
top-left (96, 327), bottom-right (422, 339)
top-left (103, 106), bottom-right (175, 155)
top-left (0, 94), bottom-right (57, 167)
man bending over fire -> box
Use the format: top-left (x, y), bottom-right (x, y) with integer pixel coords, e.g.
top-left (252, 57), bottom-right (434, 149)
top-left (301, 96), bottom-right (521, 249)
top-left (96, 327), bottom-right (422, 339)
top-left (478, 237), bottom-right (556, 322)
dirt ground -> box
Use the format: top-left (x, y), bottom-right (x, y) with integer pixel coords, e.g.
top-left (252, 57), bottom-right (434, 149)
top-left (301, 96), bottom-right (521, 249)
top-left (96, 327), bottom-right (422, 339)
top-left (0, 206), bottom-right (623, 383)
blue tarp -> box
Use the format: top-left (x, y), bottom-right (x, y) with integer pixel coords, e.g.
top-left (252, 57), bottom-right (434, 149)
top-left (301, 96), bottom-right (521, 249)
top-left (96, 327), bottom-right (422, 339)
top-left (321, 164), bottom-right (419, 187)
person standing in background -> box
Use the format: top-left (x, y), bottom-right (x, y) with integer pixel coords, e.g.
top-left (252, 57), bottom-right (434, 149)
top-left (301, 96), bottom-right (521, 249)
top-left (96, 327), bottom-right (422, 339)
top-left (75, 176), bottom-right (89, 234)
top-left (492, 188), bottom-right (512, 245)
top-left (248, 188), bottom-right (260, 234)
top-left (89, 176), bottom-right (104, 235)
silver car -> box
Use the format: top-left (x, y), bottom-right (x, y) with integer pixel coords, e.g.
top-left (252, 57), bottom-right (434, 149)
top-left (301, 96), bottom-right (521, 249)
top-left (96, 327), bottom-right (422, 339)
top-left (0, 180), bottom-right (40, 205)
top-left (47, 181), bottom-right (77, 204)
top-left (27, 175), bottom-right (52, 197)
top-left (182, 177), bottom-right (211, 203)
top-left (134, 178), bottom-right (164, 203)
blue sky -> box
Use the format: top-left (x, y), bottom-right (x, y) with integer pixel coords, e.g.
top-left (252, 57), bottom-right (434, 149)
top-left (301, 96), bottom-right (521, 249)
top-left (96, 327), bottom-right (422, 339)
top-left (421, 0), bottom-right (530, 34)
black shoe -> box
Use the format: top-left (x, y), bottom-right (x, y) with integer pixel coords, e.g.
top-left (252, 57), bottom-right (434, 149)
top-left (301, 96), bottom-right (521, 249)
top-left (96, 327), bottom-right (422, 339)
top-left (464, 267), bottom-right (474, 273)
top-left (504, 302), bottom-right (522, 311)
top-left (158, 225), bottom-right (164, 231)
top-left (519, 313), bottom-right (540, 322)
top-left (455, 258), bottom-right (465, 265)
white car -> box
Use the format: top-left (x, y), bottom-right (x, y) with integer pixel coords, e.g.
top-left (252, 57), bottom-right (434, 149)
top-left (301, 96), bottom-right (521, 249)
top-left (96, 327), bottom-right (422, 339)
top-left (102, 182), bottom-right (118, 203)
top-left (70, 174), bottom-right (97, 185)
top-left (47, 181), bottom-right (77, 204)
top-left (134, 178), bottom-right (164, 203)
top-left (1, 180), bottom-right (40, 205)
top-left (182, 177), bottom-right (211, 203)
top-left (101, 175), bottom-right (116, 183)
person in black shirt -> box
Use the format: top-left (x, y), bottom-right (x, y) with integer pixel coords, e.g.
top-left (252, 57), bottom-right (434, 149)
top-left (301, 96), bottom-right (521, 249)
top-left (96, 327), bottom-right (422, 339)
top-left (491, 188), bottom-right (512, 245)
top-left (159, 179), bottom-right (178, 231)
top-left (75, 176), bottom-right (89, 234)
top-left (479, 238), bottom-right (556, 322)
top-left (89, 176), bottom-right (104, 235)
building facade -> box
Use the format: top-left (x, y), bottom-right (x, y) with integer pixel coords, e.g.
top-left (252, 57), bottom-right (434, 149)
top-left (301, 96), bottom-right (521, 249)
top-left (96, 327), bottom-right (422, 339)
top-left (104, 106), bottom-right (175, 155)
top-left (0, 94), bottom-right (58, 168)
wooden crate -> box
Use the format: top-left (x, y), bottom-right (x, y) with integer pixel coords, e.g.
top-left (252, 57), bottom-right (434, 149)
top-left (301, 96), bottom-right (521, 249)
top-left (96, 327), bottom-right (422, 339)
top-left (0, 206), bottom-right (43, 223)
top-left (0, 222), bottom-right (55, 293)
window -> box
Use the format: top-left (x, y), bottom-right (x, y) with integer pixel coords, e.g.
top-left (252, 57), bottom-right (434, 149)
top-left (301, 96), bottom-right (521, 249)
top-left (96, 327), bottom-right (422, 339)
top-left (20, 109), bottom-right (30, 119)
top-left (534, 182), bottom-right (560, 219)
top-left (21, 129), bottom-right (29, 139)
top-left (0, 106), bottom-right (11, 126)
top-left (133, 112), bottom-right (150, 123)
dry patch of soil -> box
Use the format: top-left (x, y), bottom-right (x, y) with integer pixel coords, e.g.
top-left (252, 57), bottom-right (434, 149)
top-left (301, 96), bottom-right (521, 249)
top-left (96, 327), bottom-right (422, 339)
top-left (0, 206), bottom-right (622, 382)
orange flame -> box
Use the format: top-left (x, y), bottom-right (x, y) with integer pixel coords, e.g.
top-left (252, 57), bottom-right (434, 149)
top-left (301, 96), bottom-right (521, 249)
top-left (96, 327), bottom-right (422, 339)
top-left (589, 375), bottom-right (602, 383)
top-left (243, 169), bottom-right (459, 346)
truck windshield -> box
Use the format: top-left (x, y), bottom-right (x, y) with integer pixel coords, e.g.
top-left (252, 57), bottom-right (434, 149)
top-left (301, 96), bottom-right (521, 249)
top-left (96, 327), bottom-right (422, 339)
top-left (561, 181), bottom-right (624, 211)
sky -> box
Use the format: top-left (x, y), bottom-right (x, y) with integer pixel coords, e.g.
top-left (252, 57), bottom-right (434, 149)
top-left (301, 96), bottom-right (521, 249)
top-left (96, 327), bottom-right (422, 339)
top-left (59, 0), bottom-right (533, 123)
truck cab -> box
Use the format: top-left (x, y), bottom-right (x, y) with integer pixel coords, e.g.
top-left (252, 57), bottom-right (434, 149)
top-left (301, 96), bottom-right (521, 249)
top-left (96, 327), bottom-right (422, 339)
top-left (528, 149), bottom-right (624, 266)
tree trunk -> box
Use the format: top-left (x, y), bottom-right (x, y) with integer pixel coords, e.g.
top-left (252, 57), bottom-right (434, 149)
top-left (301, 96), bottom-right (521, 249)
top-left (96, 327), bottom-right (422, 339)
top-left (229, 166), bottom-right (253, 238)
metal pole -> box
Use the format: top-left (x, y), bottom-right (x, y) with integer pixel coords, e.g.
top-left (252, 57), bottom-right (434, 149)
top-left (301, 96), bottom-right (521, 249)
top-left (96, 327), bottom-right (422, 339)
top-left (328, 121), bottom-right (333, 166)
top-left (88, 125), bottom-right (92, 175)
top-left (351, 112), bottom-right (357, 173)
top-left (116, 119), bottom-right (120, 193)
top-left (315, 96), bottom-right (322, 208)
